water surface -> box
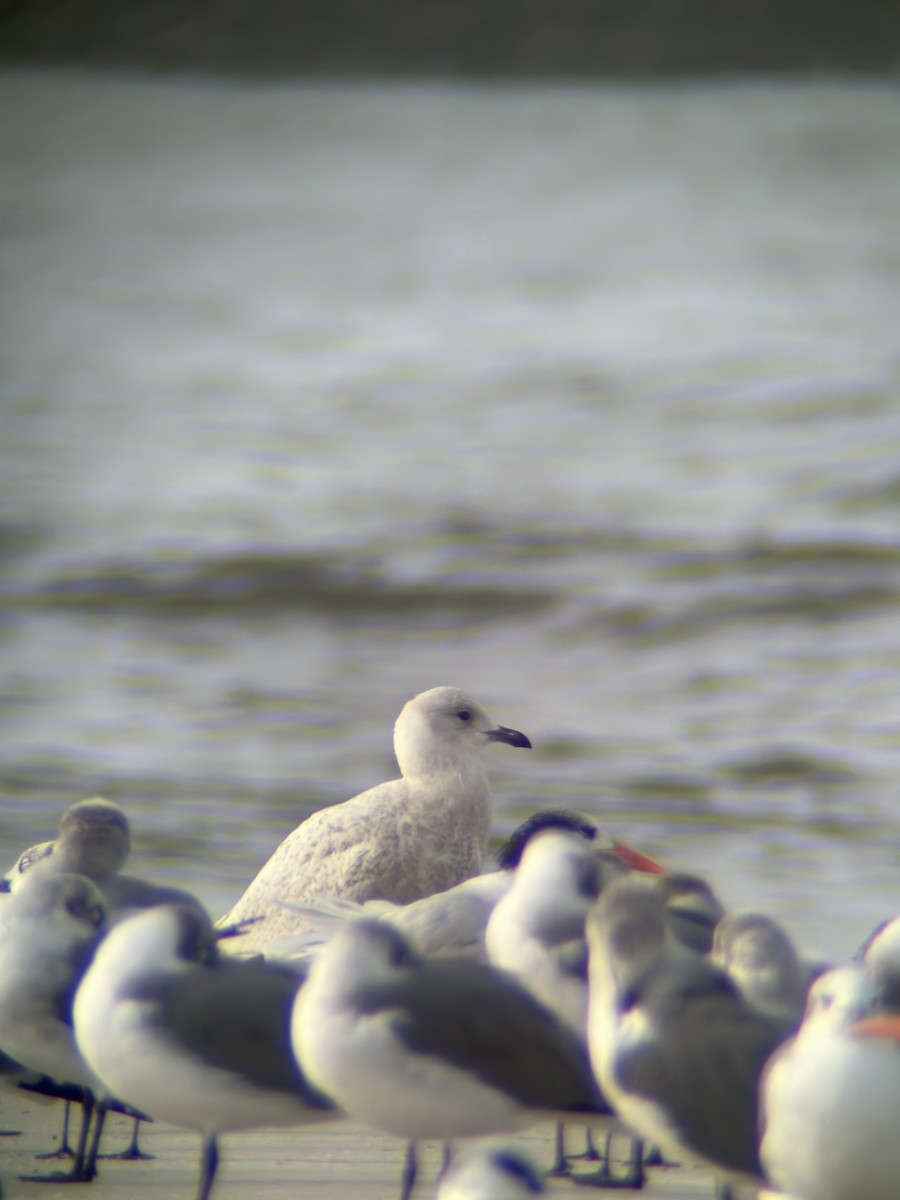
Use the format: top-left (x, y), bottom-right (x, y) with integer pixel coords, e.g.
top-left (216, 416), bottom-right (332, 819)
top-left (2, 71), bottom-right (899, 961)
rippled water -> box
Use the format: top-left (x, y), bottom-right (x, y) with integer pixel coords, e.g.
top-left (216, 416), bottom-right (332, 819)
top-left (2, 71), bottom-right (899, 962)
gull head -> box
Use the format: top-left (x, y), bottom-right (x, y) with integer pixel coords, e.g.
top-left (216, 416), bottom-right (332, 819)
top-left (860, 915), bottom-right (900, 1011)
top-left (90, 903), bottom-right (219, 986)
top-left (712, 911), bottom-right (800, 979)
top-left (57, 797), bottom-right (131, 880)
top-left (798, 965), bottom-right (876, 1037)
top-left (511, 826), bottom-right (603, 906)
top-left (12, 869), bottom-right (108, 938)
top-left (308, 918), bottom-right (420, 1000)
top-left (2, 839), bottom-right (54, 892)
top-left (587, 875), bottom-right (668, 999)
top-left (393, 686), bottom-right (531, 779)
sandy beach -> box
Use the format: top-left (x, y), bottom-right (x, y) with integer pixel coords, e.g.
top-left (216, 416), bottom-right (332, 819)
top-left (1, 1088), bottom-right (730, 1200)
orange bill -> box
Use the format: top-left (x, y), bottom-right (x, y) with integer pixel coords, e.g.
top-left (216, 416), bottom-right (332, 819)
top-left (852, 1015), bottom-right (900, 1042)
top-left (611, 840), bottom-right (667, 876)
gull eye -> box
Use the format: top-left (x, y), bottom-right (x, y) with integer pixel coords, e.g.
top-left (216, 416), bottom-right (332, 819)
top-left (457, 710), bottom-right (471, 722)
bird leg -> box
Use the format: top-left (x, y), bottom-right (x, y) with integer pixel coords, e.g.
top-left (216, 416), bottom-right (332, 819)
top-left (399, 1140), bottom-right (418, 1200)
top-left (641, 1143), bottom-right (673, 1167)
top-left (572, 1131), bottom-right (646, 1189)
top-left (99, 1114), bottom-right (155, 1160)
top-left (196, 1134), bottom-right (220, 1200)
top-left (82, 1095), bottom-right (109, 1181)
top-left (567, 1126), bottom-right (604, 1163)
top-left (20, 1089), bottom-right (98, 1183)
top-left (34, 1099), bottom-right (75, 1159)
top-left (548, 1121), bottom-right (571, 1175)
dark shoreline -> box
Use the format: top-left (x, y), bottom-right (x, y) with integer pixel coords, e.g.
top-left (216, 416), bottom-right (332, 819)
top-left (1, 0), bottom-right (899, 79)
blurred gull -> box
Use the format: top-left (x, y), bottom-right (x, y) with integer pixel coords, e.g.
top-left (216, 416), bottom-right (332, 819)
top-left (292, 919), bottom-right (605, 1200)
top-left (0, 870), bottom-right (108, 1181)
top-left (760, 964), bottom-right (900, 1200)
top-left (2, 796), bottom-right (213, 1163)
top-left (218, 686), bottom-right (531, 951)
top-left (434, 1145), bottom-right (545, 1198)
top-left (2, 796), bottom-right (205, 920)
top-left (586, 876), bottom-right (792, 1191)
top-left (712, 910), bottom-right (813, 1028)
top-left (73, 903), bottom-right (335, 1200)
top-left (486, 827), bottom-right (607, 1038)
top-left (485, 827), bottom-right (606, 1180)
top-left (657, 872), bottom-right (727, 956)
top-left (485, 825), bottom-right (666, 1183)
top-left (859, 913), bottom-right (900, 1010)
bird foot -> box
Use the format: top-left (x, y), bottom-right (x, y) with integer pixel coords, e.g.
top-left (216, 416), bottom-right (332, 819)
top-left (566, 1148), bottom-right (604, 1164)
top-left (641, 1145), bottom-right (675, 1167)
top-left (571, 1164), bottom-right (646, 1190)
top-left (19, 1169), bottom-right (96, 1184)
top-left (99, 1147), bottom-right (155, 1161)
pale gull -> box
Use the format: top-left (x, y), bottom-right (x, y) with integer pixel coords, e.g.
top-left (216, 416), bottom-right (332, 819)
top-left (217, 686), bottom-right (531, 951)
top-left (73, 903), bottom-right (335, 1200)
top-left (267, 809), bottom-right (665, 970)
top-left (267, 808), bottom-right (655, 963)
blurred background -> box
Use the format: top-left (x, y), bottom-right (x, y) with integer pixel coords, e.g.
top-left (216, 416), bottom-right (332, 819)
top-left (2, 3), bottom-right (899, 964)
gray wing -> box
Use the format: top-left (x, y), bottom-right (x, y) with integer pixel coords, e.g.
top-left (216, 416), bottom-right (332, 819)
top-left (103, 875), bottom-right (206, 915)
top-left (130, 961), bottom-right (331, 1109)
top-left (53, 930), bottom-right (106, 1028)
top-left (666, 909), bottom-right (719, 955)
top-left (554, 938), bottom-right (589, 983)
top-left (365, 960), bottom-right (607, 1114)
top-left (531, 906), bottom-right (589, 953)
top-left (616, 966), bottom-right (790, 1176)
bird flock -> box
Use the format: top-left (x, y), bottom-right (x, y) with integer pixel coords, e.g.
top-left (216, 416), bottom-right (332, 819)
top-left (1, 684), bottom-right (898, 1200)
